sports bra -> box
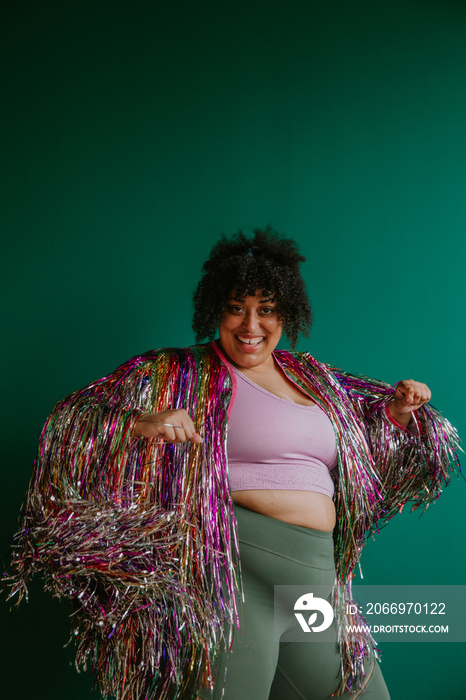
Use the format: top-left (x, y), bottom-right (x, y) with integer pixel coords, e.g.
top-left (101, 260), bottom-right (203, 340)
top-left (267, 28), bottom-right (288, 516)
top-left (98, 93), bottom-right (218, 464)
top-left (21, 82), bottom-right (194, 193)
top-left (227, 368), bottom-right (338, 498)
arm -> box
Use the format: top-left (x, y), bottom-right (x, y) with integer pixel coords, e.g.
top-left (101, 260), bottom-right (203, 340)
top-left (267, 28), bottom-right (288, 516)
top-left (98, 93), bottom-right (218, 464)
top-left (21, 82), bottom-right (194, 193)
top-left (332, 367), bottom-right (461, 521)
top-left (6, 350), bottom-right (214, 699)
top-left (8, 351), bottom-right (180, 601)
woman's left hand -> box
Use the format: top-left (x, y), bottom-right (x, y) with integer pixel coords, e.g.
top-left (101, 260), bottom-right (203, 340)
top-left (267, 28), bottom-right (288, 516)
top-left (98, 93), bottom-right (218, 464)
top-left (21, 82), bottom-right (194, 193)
top-left (388, 379), bottom-right (431, 427)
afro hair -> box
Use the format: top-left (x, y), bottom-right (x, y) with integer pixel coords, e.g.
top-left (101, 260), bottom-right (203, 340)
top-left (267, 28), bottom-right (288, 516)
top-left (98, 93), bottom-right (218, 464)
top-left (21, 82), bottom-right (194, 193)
top-left (192, 226), bottom-right (312, 348)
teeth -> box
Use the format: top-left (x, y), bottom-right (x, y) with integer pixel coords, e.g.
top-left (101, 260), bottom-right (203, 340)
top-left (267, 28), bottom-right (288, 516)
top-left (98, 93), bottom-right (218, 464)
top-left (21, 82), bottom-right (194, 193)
top-left (237, 337), bottom-right (263, 345)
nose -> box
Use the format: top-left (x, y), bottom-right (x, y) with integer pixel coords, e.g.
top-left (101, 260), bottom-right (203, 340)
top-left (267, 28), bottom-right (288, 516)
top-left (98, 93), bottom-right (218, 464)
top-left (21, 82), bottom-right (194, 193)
top-left (242, 309), bottom-right (260, 332)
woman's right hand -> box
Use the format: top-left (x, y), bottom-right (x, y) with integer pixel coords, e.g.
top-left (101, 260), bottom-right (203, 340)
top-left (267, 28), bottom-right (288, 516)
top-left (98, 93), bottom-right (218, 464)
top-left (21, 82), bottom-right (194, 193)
top-left (132, 409), bottom-right (203, 444)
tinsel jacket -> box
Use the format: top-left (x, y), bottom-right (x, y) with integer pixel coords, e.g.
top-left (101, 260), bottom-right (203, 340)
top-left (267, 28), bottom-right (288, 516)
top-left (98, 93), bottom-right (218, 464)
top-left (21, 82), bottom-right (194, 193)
top-left (8, 342), bottom-right (460, 699)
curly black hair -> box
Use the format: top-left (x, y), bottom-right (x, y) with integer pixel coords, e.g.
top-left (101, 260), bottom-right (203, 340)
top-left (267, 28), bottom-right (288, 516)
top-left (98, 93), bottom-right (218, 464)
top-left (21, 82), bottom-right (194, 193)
top-left (192, 226), bottom-right (312, 348)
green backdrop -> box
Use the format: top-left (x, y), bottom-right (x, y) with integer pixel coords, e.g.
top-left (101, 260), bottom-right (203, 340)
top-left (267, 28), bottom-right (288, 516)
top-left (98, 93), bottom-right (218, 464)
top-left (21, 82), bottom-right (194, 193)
top-left (1, 1), bottom-right (465, 698)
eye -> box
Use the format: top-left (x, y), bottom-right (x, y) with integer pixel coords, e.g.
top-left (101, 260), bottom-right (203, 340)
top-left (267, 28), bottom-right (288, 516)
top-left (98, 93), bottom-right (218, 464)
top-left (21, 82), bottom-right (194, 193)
top-left (260, 307), bottom-right (276, 315)
top-left (227, 304), bottom-right (244, 314)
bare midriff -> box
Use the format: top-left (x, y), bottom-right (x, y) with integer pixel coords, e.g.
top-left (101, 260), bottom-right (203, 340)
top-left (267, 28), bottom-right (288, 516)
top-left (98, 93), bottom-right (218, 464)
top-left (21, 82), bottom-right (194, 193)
top-left (231, 489), bottom-right (336, 532)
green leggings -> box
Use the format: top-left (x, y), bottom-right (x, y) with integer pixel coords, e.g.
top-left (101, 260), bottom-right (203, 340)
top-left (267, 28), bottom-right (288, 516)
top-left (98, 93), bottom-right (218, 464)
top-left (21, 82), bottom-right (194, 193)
top-left (199, 505), bottom-right (390, 700)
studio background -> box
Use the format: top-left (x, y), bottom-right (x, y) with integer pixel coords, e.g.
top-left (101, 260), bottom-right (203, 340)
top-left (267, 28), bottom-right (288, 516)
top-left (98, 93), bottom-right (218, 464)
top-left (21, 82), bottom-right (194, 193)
top-left (1, 1), bottom-right (465, 698)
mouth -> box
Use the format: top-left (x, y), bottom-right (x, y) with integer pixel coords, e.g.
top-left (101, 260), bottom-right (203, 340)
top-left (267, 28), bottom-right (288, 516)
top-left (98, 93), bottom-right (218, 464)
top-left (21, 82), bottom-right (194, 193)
top-left (235, 335), bottom-right (265, 349)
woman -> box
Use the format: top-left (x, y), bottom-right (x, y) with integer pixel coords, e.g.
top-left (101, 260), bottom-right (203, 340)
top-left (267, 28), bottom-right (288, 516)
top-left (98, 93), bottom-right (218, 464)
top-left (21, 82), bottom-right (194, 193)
top-left (8, 228), bottom-right (459, 700)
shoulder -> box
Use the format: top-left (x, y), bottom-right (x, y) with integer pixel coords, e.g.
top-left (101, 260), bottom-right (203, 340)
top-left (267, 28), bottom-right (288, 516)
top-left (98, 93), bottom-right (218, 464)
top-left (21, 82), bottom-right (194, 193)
top-left (273, 348), bottom-right (332, 373)
top-left (122, 342), bottom-right (216, 368)
top-left (64, 344), bottom-right (218, 398)
top-left (273, 349), bottom-right (343, 390)
top-left (121, 342), bottom-right (225, 381)
top-left (273, 348), bottom-right (312, 362)
top-left (274, 350), bottom-right (387, 385)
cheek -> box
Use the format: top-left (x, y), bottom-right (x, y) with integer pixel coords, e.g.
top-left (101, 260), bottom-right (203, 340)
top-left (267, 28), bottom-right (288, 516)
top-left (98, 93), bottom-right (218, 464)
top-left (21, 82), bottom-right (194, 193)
top-left (267, 320), bottom-right (283, 335)
top-left (219, 318), bottom-right (236, 334)
top-left (271, 326), bottom-right (283, 345)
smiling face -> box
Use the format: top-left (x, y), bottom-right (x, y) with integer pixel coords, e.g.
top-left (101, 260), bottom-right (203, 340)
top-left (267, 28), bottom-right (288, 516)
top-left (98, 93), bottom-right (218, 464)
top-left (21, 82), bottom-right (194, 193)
top-left (218, 290), bottom-right (283, 370)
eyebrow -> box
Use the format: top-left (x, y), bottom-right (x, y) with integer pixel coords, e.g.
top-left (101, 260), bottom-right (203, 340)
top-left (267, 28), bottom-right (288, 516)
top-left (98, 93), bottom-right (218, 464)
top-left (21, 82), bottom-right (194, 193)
top-left (229, 296), bottom-right (275, 303)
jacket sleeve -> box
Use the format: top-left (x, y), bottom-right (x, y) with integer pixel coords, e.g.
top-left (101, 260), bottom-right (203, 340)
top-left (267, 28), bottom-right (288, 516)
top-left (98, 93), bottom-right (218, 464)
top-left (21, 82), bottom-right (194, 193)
top-left (330, 366), bottom-right (462, 524)
top-left (8, 352), bottom-right (158, 599)
top-left (6, 351), bottom-right (217, 700)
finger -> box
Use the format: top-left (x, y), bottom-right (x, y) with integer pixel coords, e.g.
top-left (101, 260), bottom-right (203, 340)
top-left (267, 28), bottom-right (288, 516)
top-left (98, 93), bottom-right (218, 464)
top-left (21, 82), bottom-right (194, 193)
top-left (176, 415), bottom-right (204, 443)
top-left (187, 419), bottom-right (204, 443)
top-left (152, 421), bottom-right (183, 429)
top-left (413, 382), bottom-right (424, 403)
top-left (420, 384), bottom-right (431, 404)
top-left (168, 411), bottom-right (196, 435)
top-left (404, 390), bottom-right (414, 405)
top-left (396, 385), bottom-right (413, 404)
top-left (156, 425), bottom-right (179, 442)
top-left (135, 415), bottom-right (170, 439)
top-left (141, 410), bottom-right (203, 443)
top-left (160, 422), bottom-right (191, 443)
top-left (164, 420), bottom-right (201, 444)
top-left (165, 426), bottom-right (202, 444)
top-left (409, 383), bottom-right (431, 407)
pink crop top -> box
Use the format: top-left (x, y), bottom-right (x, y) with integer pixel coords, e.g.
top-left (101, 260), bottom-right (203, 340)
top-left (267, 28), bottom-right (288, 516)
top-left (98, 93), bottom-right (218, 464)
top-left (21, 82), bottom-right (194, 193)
top-left (227, 368), bottom-right (338, 498)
